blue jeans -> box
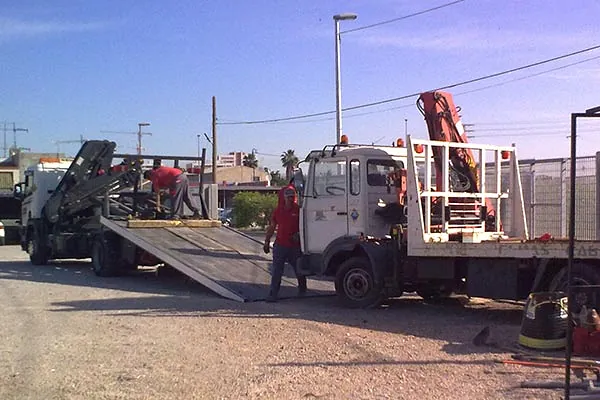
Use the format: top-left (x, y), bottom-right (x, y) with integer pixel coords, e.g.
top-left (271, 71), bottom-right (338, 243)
top-left (269, 243), bottom-right (307, 298)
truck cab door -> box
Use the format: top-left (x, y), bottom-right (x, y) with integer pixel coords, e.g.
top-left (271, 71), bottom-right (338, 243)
top-left (302, 157), bottom-right (349, 254)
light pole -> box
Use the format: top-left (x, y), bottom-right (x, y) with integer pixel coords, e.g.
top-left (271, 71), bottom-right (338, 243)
top-left (334, 13), bottom-right (357, 145)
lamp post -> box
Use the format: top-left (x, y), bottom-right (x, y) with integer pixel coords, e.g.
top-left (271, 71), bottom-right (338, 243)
top-left (334, 13), bottom-right (357, 145)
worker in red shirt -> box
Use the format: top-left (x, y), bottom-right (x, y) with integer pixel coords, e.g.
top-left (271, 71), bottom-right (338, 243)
top-left (143, 166), bottom-right (200, 219)
top-left (263, 185), bottom-right (307, 302)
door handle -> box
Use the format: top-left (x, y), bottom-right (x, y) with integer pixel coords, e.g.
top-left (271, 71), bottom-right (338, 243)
top-left (337, 212), bottom-right (348, 216)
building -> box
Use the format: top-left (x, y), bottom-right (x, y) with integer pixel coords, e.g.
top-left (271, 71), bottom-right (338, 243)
top-left (217, 151), bottom-right (247, 168)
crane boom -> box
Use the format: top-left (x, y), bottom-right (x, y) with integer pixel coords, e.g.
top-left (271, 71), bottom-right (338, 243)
top-left (417, 90), bottom-right (497, 230)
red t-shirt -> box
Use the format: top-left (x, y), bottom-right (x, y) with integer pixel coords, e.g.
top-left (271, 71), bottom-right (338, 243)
top-left (272, 204), bottom-right (300, 248)
top-left (150, 167), bottom-right (182, 192)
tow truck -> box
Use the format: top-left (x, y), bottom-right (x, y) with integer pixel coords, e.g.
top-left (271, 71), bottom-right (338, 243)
top-left (14, 140), bottom-right (334, 302)
top-left (292, 91), bottom-right (600, 308)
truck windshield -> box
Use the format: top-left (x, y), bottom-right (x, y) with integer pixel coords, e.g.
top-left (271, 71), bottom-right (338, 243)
top-left (366, 159), bottom-right (404, 186)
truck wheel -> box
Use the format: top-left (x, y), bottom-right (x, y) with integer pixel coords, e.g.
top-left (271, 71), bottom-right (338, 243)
top-left (548, 263), bottom-right (600, 310)
top-left (92, 235), bottom-right (119, 277)
top-left (28, 228), bottom-right (49, 265)
top-left (334, 257), bottom-right (383, 309)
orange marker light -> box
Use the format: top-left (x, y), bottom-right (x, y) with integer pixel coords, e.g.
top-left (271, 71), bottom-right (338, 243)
top-left (340, 134), bottom-right (349, 144)
top-left (414, 144), bottom-right (424, 154)
top-left (396, 138), bottom-right (405, 147)
top-left (501, 150), bottom-right (510, 160)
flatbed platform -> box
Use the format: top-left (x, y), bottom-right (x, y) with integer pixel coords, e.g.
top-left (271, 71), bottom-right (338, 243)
top-left (100, 217), bottom-right (334, 302)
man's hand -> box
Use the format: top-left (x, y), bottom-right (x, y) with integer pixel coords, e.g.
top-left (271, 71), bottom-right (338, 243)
top-left (263, 241), bottom-right (271, 254)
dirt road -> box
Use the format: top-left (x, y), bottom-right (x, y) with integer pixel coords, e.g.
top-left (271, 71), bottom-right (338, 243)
top-left (0, 245), bottom-right (567, 399)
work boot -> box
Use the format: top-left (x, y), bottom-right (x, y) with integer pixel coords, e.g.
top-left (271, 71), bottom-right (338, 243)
top-left (297, 277), bottom-right (307, 297)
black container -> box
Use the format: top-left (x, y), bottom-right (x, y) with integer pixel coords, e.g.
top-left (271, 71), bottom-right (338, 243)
top-left (518, 291), bottom-right (568, 350)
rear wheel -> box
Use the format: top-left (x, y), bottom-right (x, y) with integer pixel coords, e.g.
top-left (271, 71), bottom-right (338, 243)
top-left (334, 257), bottom-right (384, 309)
top-left (92, 234), bottom-right (120, 277)
top-left (28, 227), bottom-right (49, 265)
top-left (548, 263), bottom-right (600, 311)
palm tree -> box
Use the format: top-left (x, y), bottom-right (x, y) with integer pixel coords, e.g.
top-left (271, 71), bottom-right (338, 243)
top-left (243, 152), bottom-right (258, 181)
top-left (281, 149), bottom-right (299, 181)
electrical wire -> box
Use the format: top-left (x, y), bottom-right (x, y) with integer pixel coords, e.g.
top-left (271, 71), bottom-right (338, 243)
top-left (341, 0), bottom-right (465, 34)
top-left (218, 44), bottom-right (600, 126)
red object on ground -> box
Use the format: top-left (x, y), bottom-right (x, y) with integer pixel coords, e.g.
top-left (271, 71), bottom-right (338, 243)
top-left (537, 233), bottom-right (553, 242)
top-left (573, 327), bottom-right (600, 357)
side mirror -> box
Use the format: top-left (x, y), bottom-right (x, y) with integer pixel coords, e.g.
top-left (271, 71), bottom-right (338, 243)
top-left (13, 183), bottom-right (23, 200)
top-left (292, 168), bottom-right (305, 193)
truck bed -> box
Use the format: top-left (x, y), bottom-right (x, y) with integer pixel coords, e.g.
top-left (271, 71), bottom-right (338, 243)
top-left (100, 217), bottom-right (334, 302)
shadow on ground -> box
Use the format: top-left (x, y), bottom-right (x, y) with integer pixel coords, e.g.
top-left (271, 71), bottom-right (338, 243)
top-left (0, 256), bottom-right (531, 357)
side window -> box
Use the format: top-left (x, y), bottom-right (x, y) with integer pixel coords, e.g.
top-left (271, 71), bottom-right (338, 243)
top-left (367, 159), bottom-right (405, 186)
top-left (313, 160), bottom-right (346, 197)
top-left (350, 159), bottom-right (360, 195)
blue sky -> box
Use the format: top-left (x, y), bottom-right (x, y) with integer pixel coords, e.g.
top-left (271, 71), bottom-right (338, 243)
top-left (2, 0), bottom-right (600, 172)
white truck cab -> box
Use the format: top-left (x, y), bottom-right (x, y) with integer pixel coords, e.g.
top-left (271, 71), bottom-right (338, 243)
top-left (17, 158), bottom-right (72, 230)
top-left (298, 144), bottom-right (408, 255)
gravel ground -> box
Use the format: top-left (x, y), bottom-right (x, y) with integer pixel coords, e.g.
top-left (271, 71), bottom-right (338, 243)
top-left (0, 245), bottom-right (582, 399)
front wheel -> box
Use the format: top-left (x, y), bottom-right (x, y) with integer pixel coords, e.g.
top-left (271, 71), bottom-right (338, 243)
top-left (29, 227), bottom-right (49, 265)
top-left (334, 257), bottom-right (384, 309)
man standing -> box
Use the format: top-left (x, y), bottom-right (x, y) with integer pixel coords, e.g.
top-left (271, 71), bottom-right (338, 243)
top-left (144, 166), bottom-right (201, 219)
top-left (263, 185), bottom-right (307, 302)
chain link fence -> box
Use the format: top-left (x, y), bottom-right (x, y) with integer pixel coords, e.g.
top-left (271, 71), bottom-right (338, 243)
top-left (487, 154), bottom-right (598, 240)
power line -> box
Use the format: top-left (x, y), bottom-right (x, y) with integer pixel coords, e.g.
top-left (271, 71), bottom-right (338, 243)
top-left (342, 0), bottom-right (465, 34)
top-left (218, 44), bottom-right (600, 126)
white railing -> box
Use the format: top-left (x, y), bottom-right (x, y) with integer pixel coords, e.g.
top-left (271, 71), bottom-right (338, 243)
top-left (406, 136), bottom-right (528, 244)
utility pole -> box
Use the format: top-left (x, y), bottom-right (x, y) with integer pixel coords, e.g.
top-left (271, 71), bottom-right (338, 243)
top-left (212, 96), bottom-right (217, 184)
top-left (137, 122), bottom-right (151, 157)
top-left (12, 123), bottom-right (28, 152)
top-left (2, 122), bottom-right (7, 158)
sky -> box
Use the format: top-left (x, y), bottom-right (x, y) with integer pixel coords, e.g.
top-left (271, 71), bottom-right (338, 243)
top-left (2, 0), bottom-right (600, 172)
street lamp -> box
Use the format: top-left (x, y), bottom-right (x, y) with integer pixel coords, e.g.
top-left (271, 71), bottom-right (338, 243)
top-left (334, 13), bottom-right (357, 145)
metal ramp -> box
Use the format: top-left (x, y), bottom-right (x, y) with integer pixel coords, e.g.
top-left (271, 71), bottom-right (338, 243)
top-left (100, 217), bottom-right (334, 302)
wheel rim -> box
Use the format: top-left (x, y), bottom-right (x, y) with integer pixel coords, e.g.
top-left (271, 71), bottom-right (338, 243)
top-left (344, 268), bottom-right (372, 301)
top-left (27, 239), bottom-right (34, 256)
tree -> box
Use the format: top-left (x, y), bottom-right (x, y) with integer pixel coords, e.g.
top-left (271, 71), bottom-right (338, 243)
top-left (243, 152), bottom-right (259, 181)
top-left (280, 149), bottom-right (299, 181)
top-left (269, 170), bottom-right (288, 187)
top-left (242, 152), bottom-right (258, 169)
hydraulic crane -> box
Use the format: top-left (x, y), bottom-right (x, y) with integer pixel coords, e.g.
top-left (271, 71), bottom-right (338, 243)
top-left (417, 91), bottom-right (497, 231)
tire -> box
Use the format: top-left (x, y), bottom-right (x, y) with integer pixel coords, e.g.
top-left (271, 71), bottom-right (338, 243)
top-left (334, 257), bottom-right (384, 309)
top-left (548, 263), bottom-right (600, 311)
top-left (92, 235), bottom-right (120, 277)
top-left (28, 227), bottom-right (49, 265)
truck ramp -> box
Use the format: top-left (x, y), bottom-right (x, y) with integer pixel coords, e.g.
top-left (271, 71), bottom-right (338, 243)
top-left (100, 217), bottom-right (334, 302)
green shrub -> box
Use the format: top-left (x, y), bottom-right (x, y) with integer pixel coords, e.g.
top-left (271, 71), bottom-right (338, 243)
top-left (232, 192), bottom-right (278, 228)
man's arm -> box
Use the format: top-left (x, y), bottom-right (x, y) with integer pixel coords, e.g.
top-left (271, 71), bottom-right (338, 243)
top-left (263, 213), bottom-right (277, 254)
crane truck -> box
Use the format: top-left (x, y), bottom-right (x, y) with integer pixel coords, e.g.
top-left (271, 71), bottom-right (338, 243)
top-left (291, 91), bottom-right (600, 308)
